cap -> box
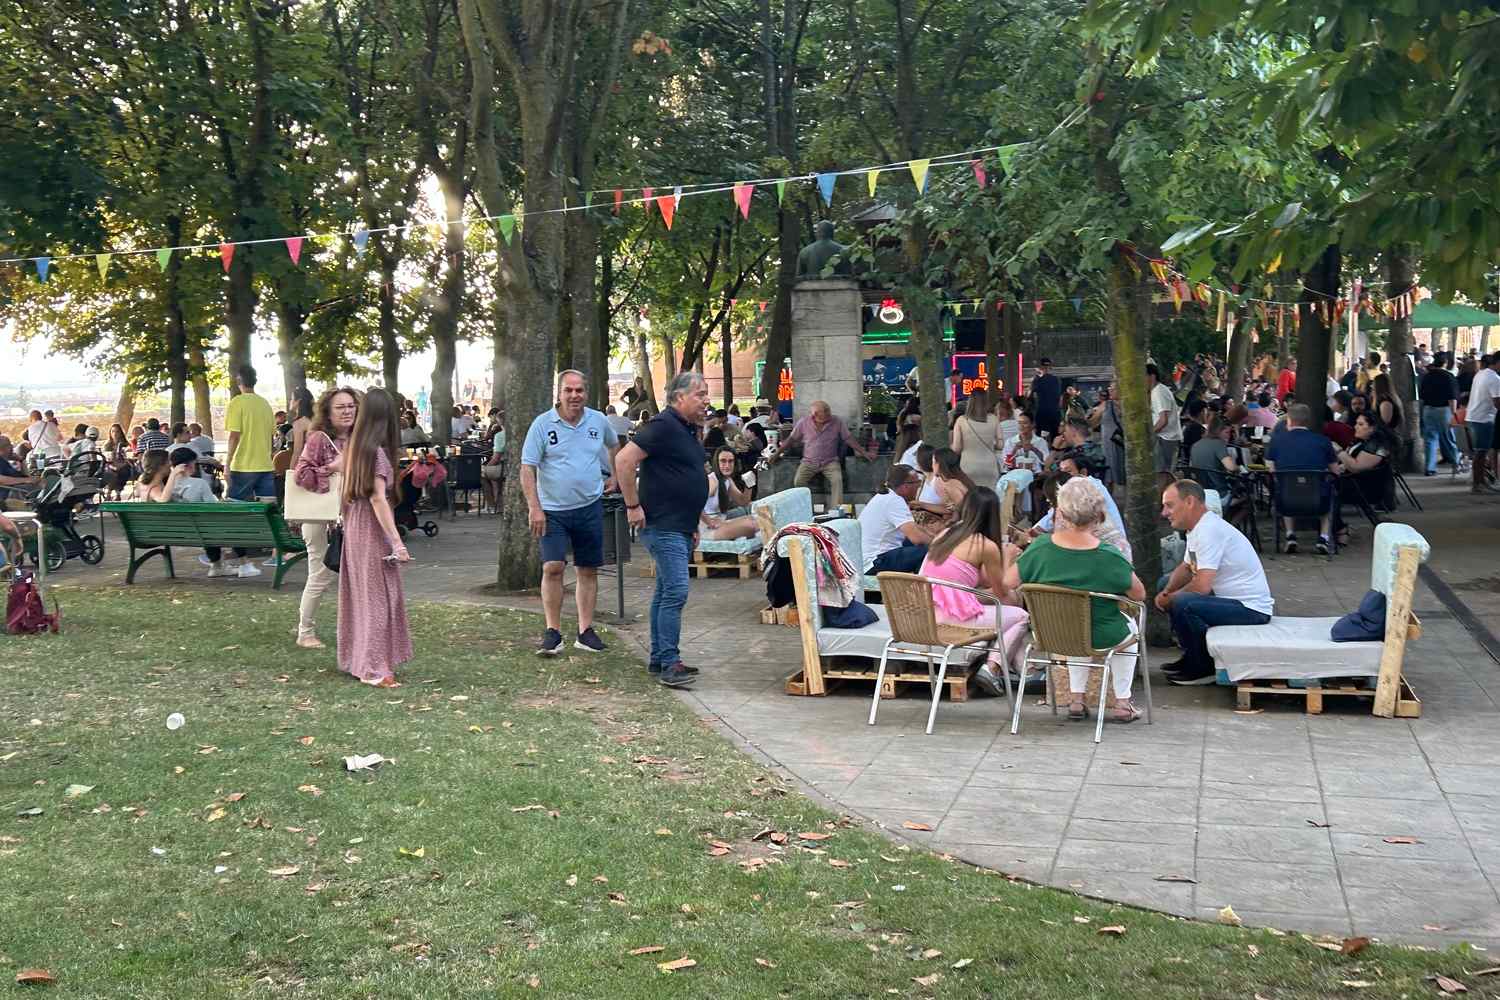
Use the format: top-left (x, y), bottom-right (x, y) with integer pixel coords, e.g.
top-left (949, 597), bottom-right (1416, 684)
top-left (85, 427), bottom-right (100, 439)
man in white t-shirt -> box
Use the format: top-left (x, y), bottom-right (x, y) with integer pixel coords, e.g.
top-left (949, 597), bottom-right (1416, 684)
top-left (1466, 352), bottom-right (1500, 494)
top-left (1155, 478), bottom-right (1273, 685)
top-left (1147, 364), bottom-right (1182, 487)
top-left (858, 464), bottom-right (935, 573)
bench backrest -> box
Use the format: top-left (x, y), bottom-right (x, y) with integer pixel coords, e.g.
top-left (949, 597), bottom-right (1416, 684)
top-left (102, 501), bottom-right (305, 552)
top-left (751, 486), bottom-right (813, 544)
top-left (1370, 522), bottom-right (1429, 597)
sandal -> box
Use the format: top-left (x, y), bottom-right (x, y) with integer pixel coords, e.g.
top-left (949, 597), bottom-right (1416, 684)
top-left (1110, 700), bottom-right (1143, 723)
top-left (296, 635), bottom-right (326, 650)
top-left (1067, 702), bottom-right (1089, 721)
top-left (368, 677), bottom-right (402, 689)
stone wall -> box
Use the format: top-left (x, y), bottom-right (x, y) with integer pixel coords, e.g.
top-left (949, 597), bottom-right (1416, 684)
top-left (790, 279), bottom-right (864, 429)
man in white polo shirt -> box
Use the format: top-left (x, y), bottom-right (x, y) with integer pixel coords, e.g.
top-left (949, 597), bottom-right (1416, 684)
top-left (1155, 478), bottom-right (1273, 685)
top-left (858, 464), bottom-right (936, 573)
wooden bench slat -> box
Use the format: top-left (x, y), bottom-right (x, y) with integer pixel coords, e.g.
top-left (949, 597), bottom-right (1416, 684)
top-left (101, 501), bottom-right (308, 589)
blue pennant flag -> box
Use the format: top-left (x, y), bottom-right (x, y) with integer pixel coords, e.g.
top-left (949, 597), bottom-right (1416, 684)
top-left (352, 229), bottom-right (370, 254)
top-left (35, 256), bottom-right (50, 282)
top-left (1071, 297), bottom-right (1083, 314)
top-left (816, 173), bottom-right (836, 206)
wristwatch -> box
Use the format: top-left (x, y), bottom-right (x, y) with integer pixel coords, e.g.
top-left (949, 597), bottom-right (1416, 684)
top-left (625, 503), bottom-right (642, 510)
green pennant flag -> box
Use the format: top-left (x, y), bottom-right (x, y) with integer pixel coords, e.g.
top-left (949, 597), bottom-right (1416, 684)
top-left (776, 179), bottom-right (786, 205)
top-left (498, 215), bottom-right (515, 244)
top-left (96, 253), bottom-right (111, 281)
top-left (996, 143), bottom-right (1022, 177)
top-left (157, 247), bottom-right (172, 271)
top-left (584, 190), bottom-right (593, 209)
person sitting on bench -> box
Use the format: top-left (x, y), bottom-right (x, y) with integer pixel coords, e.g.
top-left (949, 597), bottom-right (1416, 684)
top-left (859, 464), bottom-right (936, 574)
top-left (1156, 478), bottom-right (1273, 685)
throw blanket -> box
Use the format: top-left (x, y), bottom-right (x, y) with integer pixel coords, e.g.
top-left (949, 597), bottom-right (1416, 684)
top-left (763, 522), bottom-right (858, 609)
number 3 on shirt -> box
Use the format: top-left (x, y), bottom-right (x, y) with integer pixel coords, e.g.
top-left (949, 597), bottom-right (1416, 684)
top-left (547, 430), bottom-right (559, 446)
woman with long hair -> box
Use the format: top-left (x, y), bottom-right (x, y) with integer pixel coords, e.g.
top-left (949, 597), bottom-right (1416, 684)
top-left (918, 487), bottom-right (1030, 697)
top-left (950, 388), bottom-right (1001, 484)
top-left (930, 447), bottom-right (974, 512)
top-left (1369, 373), bottom-right (1405, 435)
top-left (336, 387), bottom-right (412, 687)
top-left (699, 447), bottom-right (758, 541)
top-left (287, 387), bottom-right (317, 466)
top-left (291, 387), bottom-right (361, 649)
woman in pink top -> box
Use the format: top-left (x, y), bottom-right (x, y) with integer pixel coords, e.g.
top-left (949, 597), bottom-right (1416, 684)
top-left (918, 487), bottom-right (1030, 697)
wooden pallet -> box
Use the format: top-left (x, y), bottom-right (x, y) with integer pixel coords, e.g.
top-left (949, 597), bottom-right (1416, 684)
top-left (785, 657), bottom-right (977, 701)
top-left (689, 550), bottom-right (756, 579)
top-left (1235, 676), bottom-right (1421, 717)
top-left (759, 605), bottom-right (799, 626)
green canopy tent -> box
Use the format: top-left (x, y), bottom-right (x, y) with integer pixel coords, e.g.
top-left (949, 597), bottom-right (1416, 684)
top-left (1361, 300), bottom-right (1499, 330)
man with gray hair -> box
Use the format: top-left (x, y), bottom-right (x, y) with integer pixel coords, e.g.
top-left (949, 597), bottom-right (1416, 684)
top-left (771, 399), bottom-right (874, 509)
top-left (614, 371), bottom-right (712, 688)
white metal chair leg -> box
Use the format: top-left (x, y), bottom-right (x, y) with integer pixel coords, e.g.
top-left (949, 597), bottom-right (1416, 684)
top-left (1010, 649), bottom-right (1032, 735)
top-left (926, 646), bottom-right (954, 735)
top-left (1138, 642), bottom-right (1153, 725)
top-left (868, 640), bottom-right (895, 726)
top-left (1047, 659), bottom-right (1057, 715)
top-left (1095, 657), bottom-right (1111, 744)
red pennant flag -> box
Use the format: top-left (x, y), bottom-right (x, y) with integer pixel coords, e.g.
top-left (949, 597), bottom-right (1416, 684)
top-left (285, 237), bottom-right (303, 265)
top-left (733, 182), bottom-right (754, 219)
top-left (758, 301), bottom-right (767, 313)
top-left (613, 189), bottom-right (623, 214)
top-left (1033, 300), bottom-right (1045, 315)
top-left (996, 301), bottom-right (1004, 313)
top-left (219, 242), bottom-right (235, 272)
top-left (971, 159), bottom-right (987, 188)
top-left (655, 194), bottom-right (675, 229)
top-left (730, 298), bottom-right (738, 308)
top-left (642, 187), bottom-right (654, 216)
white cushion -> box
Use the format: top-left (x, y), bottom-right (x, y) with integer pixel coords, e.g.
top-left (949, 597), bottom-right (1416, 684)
top-left (696, 537), bottom-right (762, 556)
top-left (1205, 616), bottom-right (1383, 682)
top-left (815, 605), bottom-right (981, 665)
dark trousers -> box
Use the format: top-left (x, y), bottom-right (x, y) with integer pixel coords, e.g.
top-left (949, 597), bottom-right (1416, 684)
top-left (1170, 593), bottom-right (1271, 672)
top-left (871, 541), bottom-right (928, 574)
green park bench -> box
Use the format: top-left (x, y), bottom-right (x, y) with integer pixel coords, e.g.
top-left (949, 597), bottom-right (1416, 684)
top-left (100, 502), bottom-right (309, 589)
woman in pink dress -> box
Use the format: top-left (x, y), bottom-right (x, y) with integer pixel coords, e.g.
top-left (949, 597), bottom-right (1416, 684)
top-left (337, 387), bottom-right (412, 687)
top-left (918, 487), bottom-right (1029, 698)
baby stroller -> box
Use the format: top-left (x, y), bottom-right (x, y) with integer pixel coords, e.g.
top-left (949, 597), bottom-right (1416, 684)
top-left (19, 461), bottom-right (106, 572)
top-left (395, 460), bottom-right (441, 539)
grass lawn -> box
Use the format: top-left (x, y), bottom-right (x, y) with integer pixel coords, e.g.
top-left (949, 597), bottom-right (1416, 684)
top-left (0, 586), bottom-right (1490, 998)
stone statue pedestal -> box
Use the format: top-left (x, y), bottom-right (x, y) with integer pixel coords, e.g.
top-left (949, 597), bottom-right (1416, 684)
top-left (790, 279), bottom-right (863, 427)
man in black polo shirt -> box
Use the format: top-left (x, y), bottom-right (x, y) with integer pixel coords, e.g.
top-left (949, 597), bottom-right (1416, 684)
top-left (1418, 351), bottom-right (1461, 475)
top-left (1029, 358), bottom-right (1063, 439)
top-left (614, 372), bottom-right (712, 688)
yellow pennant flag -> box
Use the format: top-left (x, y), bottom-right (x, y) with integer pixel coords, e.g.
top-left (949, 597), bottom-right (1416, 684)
top-left (96, 253), bottom-right (111, 281)
top-left (909, 158), bottom-right (930, 192)
top-left (867, 169), bottom-right (879, 197)
top-left (428, 222), bottom-right (445, 243)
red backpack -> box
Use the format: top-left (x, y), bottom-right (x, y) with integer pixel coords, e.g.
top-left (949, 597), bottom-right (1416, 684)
top-left (6, 571), bottom-right (59, 635)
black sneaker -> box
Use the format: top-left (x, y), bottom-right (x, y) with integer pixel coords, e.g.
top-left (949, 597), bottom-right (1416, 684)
top-left (1160, 657), bottom-right (1192, 674)
top-left (1316, 536), bottom-right (1331, 556)
top-left (648, 662), bottom-right (664, 676)
top-left (1284, 534), bottom-right (1298, 553)
top-left (1167, 669), bottom-right (1217, 686)
top-left (537, 628), bottom-right (564, 657)
top-left (657, 663), bottom-right (697, 688)
top-left (574, 628), bottom-right (606, 653)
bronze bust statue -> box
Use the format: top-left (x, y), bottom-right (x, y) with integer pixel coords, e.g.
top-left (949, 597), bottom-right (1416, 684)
top-left (796, 220), bottom-right (850, 279)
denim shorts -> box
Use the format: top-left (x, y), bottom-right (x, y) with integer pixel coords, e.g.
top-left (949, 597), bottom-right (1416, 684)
top-left (540, 499), bottom-right (604, 568)
top-left (1471, 420), bottom-right (1496, 452)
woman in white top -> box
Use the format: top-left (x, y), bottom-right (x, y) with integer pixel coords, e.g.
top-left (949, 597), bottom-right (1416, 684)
top-left (699, 447), bottom-right (758, 541)
top-left (25, 410), bottom-right (63, 463)
top-left (951, 389), bottom-right (1001, 484)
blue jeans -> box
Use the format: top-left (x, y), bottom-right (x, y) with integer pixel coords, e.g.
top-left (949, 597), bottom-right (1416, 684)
top-left (642, 527), bottom-right (692, 668)
top-left (228, 470), bottom-right (277, 502)
top-left (1170, 593), bottom-right (1271, 672)
top-left (1421, 406), bottom-right (1458, 472)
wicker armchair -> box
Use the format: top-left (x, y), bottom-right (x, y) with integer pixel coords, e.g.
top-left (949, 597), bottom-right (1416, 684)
top-left (872, 572), bottom-right (1011, 735)
top-left (1011, 583), bottom-right (1151, 744)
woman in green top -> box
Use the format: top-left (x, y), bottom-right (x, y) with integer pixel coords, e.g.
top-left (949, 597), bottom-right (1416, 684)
top-left (1003, 477), bottom-right (1146, 723)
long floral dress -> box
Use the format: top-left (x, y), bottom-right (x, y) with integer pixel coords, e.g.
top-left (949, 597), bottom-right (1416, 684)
top-left (336, 448), bottom-right (412, 683)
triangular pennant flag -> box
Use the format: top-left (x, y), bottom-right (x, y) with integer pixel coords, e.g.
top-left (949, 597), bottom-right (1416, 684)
top-left (352, 228), bottom-right (369, 254)
top-left (672, 185), bottom-right (682, 208)
top-left (776, 179), bottom-right (786, 205)
top-left (867, 169), bottom-right (879, 197)
top-left (286, 237), bottom-right (303, 265)
top-left (758, 301), bottom-right (767, 313)
top-left (730, 298), bottom-right (738, 308)
top-left (613, 189), bottom-right (623, 215)
top-left (642, 187), bottom-right (654, 216)
top-left (157, 247), bottom-right (172, 271)
top-left (816, 172), bottom-right (836, 205)
top-left (655, 194), bottom-right (675, 229)
top-left (996, 143), bottom-right (1021, 176)
top-left (971, 159), bottom-right (987, 188)
top-left (996, 301), bottom-right (1004, 313)
top-left (733, 182), bottom-right (754, 219)
top-left (869, 304), bottom-right (880, 320)
top-left (220, 242), bottom-right (235, 272)
top-left (1070, 297), bottom-right (1083, 314)
top-left (1034, 299), bottom-right (1045, 315)
top-left (497, 215), bottom-right (515, 245)
top-left (428, 222), bottom-right (445, 243)
top-left (35, 256), bottom-right (50, 282)
top-left (96, 253), bottom-right (111, 281)
top-left (908, 158), bottom-right (930, 192)
top-left (584, 190), bottom-right (593, 209)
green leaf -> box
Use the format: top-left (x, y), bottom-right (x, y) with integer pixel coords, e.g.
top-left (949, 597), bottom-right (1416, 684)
top-left (1272, 202), bottom-right (1302, 228)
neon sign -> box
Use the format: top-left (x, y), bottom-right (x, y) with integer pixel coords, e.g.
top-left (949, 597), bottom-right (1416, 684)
top-left (878, 298), bottom-right (905, 324)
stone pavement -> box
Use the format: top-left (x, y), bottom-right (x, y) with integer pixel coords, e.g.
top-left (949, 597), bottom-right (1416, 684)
top-left (38, 476), bottom-right (1500, 947)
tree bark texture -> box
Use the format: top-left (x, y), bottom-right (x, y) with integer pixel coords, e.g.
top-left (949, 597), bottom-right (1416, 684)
top-left (163, 215), bottom-right (189, 427)
top-left (188, 339), bottom-right (213, 434)
top-left (983, 298), bottom-right (1001, 404)
top-left (1294, 244), bottom-right (1339, 414)
top-left (1226, 306), bottom-right (1252, 402)
top-left (1384, 245), bottom-right (1421, 471)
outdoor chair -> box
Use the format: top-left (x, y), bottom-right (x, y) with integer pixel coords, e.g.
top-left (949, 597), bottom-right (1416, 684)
top-left (1011, 583), bottom-right (1151, 744)
top-left (1272, 469), bottom-right (1336, 554)
top-left (445, 453), bottom-right (485, 515)
top-left (870, 572), bottom-right (1011, 735)
top-left (1192, 467), bottom-right (1261, 552)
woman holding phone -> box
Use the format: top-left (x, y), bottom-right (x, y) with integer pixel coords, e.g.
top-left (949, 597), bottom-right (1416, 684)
top-left (337, 387), bottom-right (412, 688)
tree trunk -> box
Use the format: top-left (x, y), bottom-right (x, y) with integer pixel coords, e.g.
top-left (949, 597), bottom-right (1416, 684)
top-left (656, 328), bottom-right (677, 375)
top-left (721, 317), bottom-right (735, 409)
top-left (113, 385), bottom-right (136, 432)
top-left (276, 303), bottom-right (309, 410)
top-left (163, 216), bottom-right (189, 427)
top-left (225, 258), bottom-right (256, 394)
top-left (188, 338), bottom-right (213, 434)
top-left (379, 253), bottom-right (401, 394)
top-left (1384, 245), bottom-right (1422, 472)
top-left (633, 328), bottom-right (657, 412)
top-left (1106, 247), bottom-right (1164, 594)
top-left (983, 298), bottom-right (1001, 403)
top-left (1294, 244), bottom-right (1339, 414)
top-left (1226, 306), bottom-right (1252, 401)
top-left (565, 212), bottom-right (600, 385)
top-left (594, 242), bottom-right (614, 410)
top-left (426, 191), bottom-right (466, 448)
top-left (911, 298), bottom-right (949, 446)
top-left (759, 208), bottom-right (799, 402)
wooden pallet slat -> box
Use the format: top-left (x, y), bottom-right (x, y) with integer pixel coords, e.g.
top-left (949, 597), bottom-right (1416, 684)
top-left (784, 660), bottom-right (977, 701)
top-left (689, 549), bottom-right (756, 579)
top-left (1234, 677), bottom-right (1421, 717)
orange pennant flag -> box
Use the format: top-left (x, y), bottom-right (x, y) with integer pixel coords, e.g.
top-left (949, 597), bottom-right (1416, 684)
top-left (219, 243), bottom-right (235, 272)
top-left (655, 194), bottom-right (676, 229)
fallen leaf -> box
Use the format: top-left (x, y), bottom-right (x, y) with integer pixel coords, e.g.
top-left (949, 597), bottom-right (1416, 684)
top-left (1431, 974), bottom-right (1468, 993)
top-left (798, 831), bottom-right (831, 841)
top-left (1247, 944), bottom-right (1260, 958)
top-left (770, 831), bottom-right (788, 844)
top-left (299, 736), bottom-right (315, 746)
top-left (205, 808), bottom-right (227, 823)
top-left (1217, 905), bottom-right (1242, 926)
top-left (913, 972), bottom-right (942, 988)
top-left (398, 847), bottom-right (425, 859)
top-left (1154, 873), bottom-right (1197, 883)
top-left (64, 784), bottom-right (94, 798)
top-left (296, 784), bottom-right (323, 797)
top-left (902, 821), bottom-right (933, 831)
top-left (304, 881), bottom-right (326, 894)
top-left (654, 828), bottom-right (673, 836)
top-left (15, 969), bottom-right (55, 985)
top-left (266, 865), bottom-right (301, 877)
top-left (526, 975), bottom-right (540, 988)
top-left (750, 828), bottom-right (774, 841)
top-left (1340, 936), bottom-right (1370, 956)
top-left (1098, 926), bottom-right (1127, 936)
top-left (1383, 836), bottom-right (1420, 845)
top-left (1341, 981), bottom-right (1373, 989)
top-left (1073, 916), bottom-right (1091, 924)
top-left (707, 846), bottom-right (731, 857)
top-left (951, 958), bottom-right (973, 969)
top-left (657, 957), bottom-right (696, 973)
top-left (607, 892), bottom-right (627, 905)
top-left (592, 875), bottom-right (608, 884)
top-left (564, 874), bottom-right (578, 887)
top-left (225, 792), bottom-right (246, 803)
top-left (512, 804), bottom-right (546, 813)
top-left (1311, 941), bottom-right (1344, 952)
top-left (628, 945), bottom-right (665, 956)
top-left (196, 745), bottom-right (218, 755)
top-left (828, 859), bottom-right (851, 869)
top-left (449, 695), bottom-right (469, 702)
top-left (755, 957), bottom-right (778, 969)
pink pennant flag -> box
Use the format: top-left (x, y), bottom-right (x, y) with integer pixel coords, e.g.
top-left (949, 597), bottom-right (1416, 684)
top-left (655, 194), bottom-right (675, 229)
top-left (286, 237), bottom-right (304, 265)
top-left (971, 159), bottom-right (987, 189)
top-left (733, 182), bottom-right (754, 219)
top-left (219, 242), bottom-right (235, 272)
top-left (1034, 300), bottom-right (1045, 315)
top-left (758, 301), bottom-right (767, 313)
top-left (642, 187), bottom-right (654, 216)
top-left (613, 189), bottom-right (623, 214)
top-left (996, 301), bottom-right (1005, 313)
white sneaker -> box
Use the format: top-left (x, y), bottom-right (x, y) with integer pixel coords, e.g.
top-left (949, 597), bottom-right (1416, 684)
top-left (237, 562), bottom-right (262, 578)
top-left (206, 562), bottom-right (228, 578)
top-left (198, 554), bottom-right (213, 567)
top-left (262, 555), bottom-right (279, 567)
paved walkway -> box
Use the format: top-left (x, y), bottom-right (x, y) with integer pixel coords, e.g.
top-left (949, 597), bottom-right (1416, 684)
top-left (41, 475), bottom-right (1500, 947)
